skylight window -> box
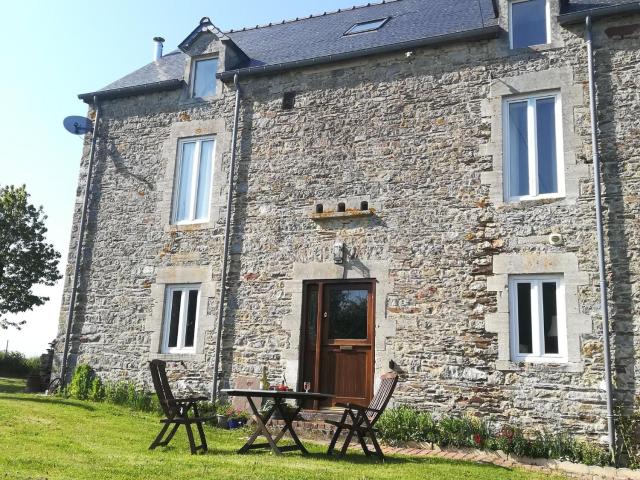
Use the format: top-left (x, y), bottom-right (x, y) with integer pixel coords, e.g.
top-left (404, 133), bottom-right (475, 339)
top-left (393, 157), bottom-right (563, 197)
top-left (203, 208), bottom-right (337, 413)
top-left (344, 17), bottom-right (389, 36)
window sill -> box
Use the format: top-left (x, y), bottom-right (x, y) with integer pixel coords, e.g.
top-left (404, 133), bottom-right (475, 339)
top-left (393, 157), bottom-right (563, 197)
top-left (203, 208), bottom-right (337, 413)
top-left (503, 195), bottom-right (566, 207)
top-left (496, 359), bottom-right (583, 373)
top-left (180, 94), bottom-right (223, 106)
top-left (506, 42), bottom-right (563, 55)
top-left (149, 353), bottom-right (205, 362)
top-left (165, 222), bottom-right (214, 233)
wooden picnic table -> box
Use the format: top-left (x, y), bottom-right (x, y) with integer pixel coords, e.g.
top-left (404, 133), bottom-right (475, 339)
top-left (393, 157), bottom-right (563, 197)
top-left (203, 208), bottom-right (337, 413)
top-left (222, 389), bottom-right (333, 455)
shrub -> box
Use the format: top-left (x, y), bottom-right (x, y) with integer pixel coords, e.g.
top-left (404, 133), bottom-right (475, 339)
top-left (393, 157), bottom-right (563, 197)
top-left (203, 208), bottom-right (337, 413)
top-left (88, 376), bottom-right (105, 402)
top-left (65, 365), bottom-right (161, 414)
top-left (232, 409), bottom-right (250, 422)
top-left (438, 414), bottom-right (490, 448)
top-left (99, 380), bottom-right (159, 413)
top-left (198, 401), bottom-right (217, 418)
top-left (127, 384), bottom-right (155, 412)
top-left (217, 402), bottom-right (234, 417)
top-left (68, 364), bottom-right (94, 400)
top-left (0, 351), bottom-right (40, 378)
top-left (377, 406), bottom-right (437, 444)
top-left (617, 401), bottom-right (640, 468)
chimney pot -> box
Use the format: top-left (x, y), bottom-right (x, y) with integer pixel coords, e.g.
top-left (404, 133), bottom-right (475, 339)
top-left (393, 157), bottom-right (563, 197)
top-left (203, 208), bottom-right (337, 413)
top-left (153, 36), bottom-right (165, 61)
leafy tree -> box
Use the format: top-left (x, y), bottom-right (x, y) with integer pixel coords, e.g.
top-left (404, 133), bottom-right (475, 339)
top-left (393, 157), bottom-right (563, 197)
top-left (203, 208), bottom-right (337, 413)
top-left (0, 185), bottom-right (61, 329)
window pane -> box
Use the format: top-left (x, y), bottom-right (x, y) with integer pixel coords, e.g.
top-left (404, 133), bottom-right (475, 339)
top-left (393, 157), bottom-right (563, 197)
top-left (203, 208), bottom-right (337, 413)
top-left (542, 282), bottom-right (559, 354)
top-left (305, 285), bottom-right (318, 346)
top-left (508, 101), bottom-right (530, 197)
top-left (346, 18), bottom-right (387, 35)
top-left (184, 290), bottom-right (198, 348)
top-left (516, 283), bottom-right (533, 354)
top-left (168, 291), bottom-right (182, 348)
top-left (512, 0), bottom-right (547, 48)
top-left (193, 58), bottom-right (218, 98)
top-left (176, 142), bottom-right (196, 221)
top-left (195, 140), bottom-right (214, 220)
top-left (536, 98), bottom-right (558, 194)
top-left (328, 288), bottom-right (368, 339)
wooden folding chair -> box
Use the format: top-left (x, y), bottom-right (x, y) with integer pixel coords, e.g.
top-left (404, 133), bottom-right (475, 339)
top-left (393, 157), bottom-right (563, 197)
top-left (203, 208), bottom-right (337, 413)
top-left (148, 359), bottom-right (215, 454)
top-left (326, 371), bottom-right (398, 460)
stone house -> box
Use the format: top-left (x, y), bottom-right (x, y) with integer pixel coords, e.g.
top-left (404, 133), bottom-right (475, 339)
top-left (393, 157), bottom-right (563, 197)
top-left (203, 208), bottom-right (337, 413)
top-left (55, 0), bottom-right (640, 440)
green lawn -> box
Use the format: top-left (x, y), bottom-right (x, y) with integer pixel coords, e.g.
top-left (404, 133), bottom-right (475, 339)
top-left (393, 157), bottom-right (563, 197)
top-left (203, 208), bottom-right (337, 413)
top-left (0, 378), bottom-right (564, 480)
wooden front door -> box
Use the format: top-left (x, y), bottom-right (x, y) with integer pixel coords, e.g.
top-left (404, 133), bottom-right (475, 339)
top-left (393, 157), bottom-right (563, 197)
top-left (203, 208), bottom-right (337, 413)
top-left (301, 280), bottom-right (375, 407)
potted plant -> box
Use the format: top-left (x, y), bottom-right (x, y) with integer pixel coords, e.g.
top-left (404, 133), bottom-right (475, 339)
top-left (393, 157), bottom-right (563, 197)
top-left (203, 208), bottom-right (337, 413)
top-left (216, 403), bottom-right (233, 429)
top-left (228, 409), bottom-right (250, 429)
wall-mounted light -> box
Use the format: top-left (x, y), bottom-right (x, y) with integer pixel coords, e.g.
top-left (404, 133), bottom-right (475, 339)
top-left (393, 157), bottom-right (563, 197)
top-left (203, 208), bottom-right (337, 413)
top-left (333, 241), bottom-right (345, 264)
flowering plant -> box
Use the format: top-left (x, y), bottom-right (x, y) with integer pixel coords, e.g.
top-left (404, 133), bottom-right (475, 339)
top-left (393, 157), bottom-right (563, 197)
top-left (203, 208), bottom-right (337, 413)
top-left (215, 403), bottom-right (234, 417)
top-left (231, 409), bottom-right (250, 421)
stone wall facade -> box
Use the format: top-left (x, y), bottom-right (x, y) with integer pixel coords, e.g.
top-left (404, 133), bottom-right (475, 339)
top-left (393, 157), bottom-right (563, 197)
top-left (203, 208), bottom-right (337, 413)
top-left (55, 10), bottom-right (640, 441)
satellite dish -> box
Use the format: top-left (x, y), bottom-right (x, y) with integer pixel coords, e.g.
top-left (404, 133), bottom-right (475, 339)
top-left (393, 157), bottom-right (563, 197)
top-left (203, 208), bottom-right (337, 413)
top-left (63, 116), bottom-right (93, 135)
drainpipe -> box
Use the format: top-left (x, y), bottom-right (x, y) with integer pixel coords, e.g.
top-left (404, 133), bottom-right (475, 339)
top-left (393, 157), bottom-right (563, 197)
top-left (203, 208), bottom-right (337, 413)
top-left (586, 15), bottom-right (616, 459)
top-left (60, 95), bottom-right (101, 387)
top-left (211, 74), bottom-right (241, 401)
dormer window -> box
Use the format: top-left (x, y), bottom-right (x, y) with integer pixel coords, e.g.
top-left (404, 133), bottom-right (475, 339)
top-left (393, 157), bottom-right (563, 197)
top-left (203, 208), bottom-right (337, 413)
top-left (344, 17), bottom-right (389, 36)
top-left (191, 57), bottom-right (218, 98)
top-left (509, 0), bottom-right (550, 49)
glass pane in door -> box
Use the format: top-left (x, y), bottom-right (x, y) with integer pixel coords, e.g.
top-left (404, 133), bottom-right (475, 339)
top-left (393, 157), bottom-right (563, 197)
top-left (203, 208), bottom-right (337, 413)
top-left (305, 285), bottom-right (318, 345)
top-left (327, 288), bottom-right (368, 339)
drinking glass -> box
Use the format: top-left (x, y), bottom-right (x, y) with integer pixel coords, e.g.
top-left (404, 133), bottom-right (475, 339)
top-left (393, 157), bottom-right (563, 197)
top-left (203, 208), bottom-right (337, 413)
top-left (303, 381), bottom-right (311, 393)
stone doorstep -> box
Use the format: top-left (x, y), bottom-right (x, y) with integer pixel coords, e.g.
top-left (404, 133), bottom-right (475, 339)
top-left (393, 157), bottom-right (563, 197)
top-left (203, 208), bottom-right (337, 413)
top-left (264, 419), bottom-right (640, 480)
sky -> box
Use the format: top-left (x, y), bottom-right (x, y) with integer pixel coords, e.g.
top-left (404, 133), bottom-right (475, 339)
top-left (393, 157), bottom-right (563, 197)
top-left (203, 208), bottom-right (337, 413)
top-left (0, 0), bottom-right (362, 356)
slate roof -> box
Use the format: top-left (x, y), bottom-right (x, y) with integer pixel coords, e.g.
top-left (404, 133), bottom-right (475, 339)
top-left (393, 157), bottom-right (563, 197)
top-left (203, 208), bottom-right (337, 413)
top-left (226, 0), bottom-right (498, 69)
top-left (563, 0), bottom-right (639, 13)
top-left (79, 0), bottom-right (640, 100)
top-left (99, 49), bottom-right (185, 93)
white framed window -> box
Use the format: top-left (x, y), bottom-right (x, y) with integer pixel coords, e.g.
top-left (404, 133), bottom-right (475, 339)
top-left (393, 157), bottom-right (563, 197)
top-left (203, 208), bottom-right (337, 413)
top-left (503, 92), bottom-right (564, 201)
top-left (191, 57), bottom-right (218, 98)
top-left (509, 0), bottom-right (550, 49)
top-left (509, 275), bottom-right (567, 363)
top-left (172, 137), bottom-right (215, 224)
top-left (162, 285), bottom-right (201, 353)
